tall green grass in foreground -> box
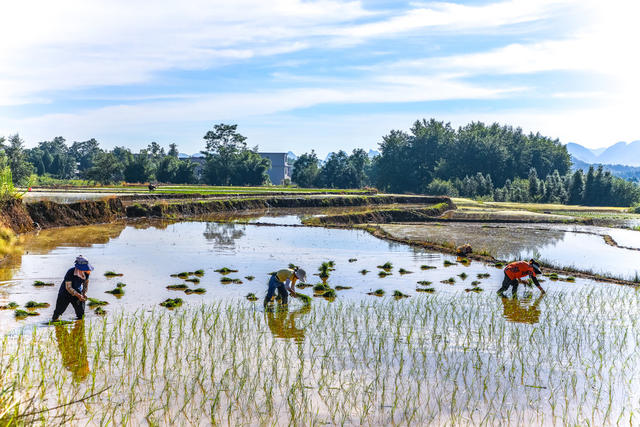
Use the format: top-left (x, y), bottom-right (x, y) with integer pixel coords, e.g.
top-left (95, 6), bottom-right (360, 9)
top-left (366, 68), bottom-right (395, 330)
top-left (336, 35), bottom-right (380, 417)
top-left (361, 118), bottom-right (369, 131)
top-left (1, 288), bottom-right (639, 425)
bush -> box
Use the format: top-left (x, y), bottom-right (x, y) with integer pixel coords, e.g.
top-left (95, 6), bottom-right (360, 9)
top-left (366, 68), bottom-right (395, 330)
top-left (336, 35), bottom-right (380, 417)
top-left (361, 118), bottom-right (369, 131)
top-left (425, 179), bottom-right (459, 196)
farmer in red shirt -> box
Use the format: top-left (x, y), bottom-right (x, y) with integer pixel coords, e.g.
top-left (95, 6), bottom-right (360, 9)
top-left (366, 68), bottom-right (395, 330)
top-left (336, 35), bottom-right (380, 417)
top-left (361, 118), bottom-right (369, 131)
top-left (497, 259), bottom-right (545, 296)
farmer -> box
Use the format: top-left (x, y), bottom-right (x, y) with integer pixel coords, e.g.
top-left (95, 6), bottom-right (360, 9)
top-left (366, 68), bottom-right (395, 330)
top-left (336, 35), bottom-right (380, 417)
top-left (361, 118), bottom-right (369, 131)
top-left (263, 266), bottom-right (307, 308)
top-left (51, 255), bottom-right (94, 321)
top-left (497, 259), bottom-right (545, 296)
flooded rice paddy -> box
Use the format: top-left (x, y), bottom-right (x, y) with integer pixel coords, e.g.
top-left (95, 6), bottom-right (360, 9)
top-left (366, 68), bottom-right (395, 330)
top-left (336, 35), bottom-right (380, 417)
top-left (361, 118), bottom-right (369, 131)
top-left (382, 222), bottom-right (640, 279)
top-left (1, 213), bottom-right (640, 425)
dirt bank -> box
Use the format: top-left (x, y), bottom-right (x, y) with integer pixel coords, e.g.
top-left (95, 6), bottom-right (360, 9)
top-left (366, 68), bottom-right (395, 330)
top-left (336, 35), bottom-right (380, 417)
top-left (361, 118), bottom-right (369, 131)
top-left (125, 195), bottom-right (449, 218)
top-left (0, 199), bottom-right (35, 233)
top-left (26, 198), bottom-right (125, 229)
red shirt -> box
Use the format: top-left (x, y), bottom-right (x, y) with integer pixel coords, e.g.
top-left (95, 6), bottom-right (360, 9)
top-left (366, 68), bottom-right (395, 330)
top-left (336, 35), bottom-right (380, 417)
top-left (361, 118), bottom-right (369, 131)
top-left (504, 261), bottom-right (536, 280)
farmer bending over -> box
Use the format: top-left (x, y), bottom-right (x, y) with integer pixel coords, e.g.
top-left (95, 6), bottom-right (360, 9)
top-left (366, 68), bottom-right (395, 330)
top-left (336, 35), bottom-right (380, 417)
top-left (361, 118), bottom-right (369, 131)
top-left (497, 259), bottom-right (545, 296)
top-left (264, 266), bottom-right (307, 308)
top-left (52, 255), bottom-right (94, 321)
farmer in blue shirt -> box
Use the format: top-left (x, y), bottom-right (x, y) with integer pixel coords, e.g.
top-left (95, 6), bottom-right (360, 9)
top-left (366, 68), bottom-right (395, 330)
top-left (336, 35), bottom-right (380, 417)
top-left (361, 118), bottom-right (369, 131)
top-left (51, 255), bottom-right (94, 321)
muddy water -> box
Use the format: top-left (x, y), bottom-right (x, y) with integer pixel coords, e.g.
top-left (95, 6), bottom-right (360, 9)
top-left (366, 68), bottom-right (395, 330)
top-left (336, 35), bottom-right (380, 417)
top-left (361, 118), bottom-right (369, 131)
top-left (381, 222), bottom-right (640, 279)
top-left (0, 217), bottom-right (616, 333)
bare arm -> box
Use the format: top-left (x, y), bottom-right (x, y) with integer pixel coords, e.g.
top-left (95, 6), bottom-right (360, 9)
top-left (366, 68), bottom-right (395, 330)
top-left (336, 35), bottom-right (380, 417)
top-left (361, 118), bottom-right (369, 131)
top-left (65, 281), bottom-right (87, 301)
top-left (531, 276), bottom-right (545, 293)
top-left (82, 278), bottom-right (89, 296)
top-left (284, 277), bottom-right (298, 295)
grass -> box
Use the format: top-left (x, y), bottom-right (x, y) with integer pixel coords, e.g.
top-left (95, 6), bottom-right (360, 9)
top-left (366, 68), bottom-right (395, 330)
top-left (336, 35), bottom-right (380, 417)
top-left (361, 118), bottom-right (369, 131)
top-left (33, 281), bottom-right (55, 287)
top-left (104, 271), bottom-right (123, 277)
top-left (1, 290), bottom-right (639, 425)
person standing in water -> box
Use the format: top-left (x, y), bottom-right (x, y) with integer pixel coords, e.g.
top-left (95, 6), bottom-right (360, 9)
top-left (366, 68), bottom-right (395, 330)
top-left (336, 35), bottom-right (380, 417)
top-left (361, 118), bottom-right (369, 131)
top-left (497, 259), bottom-right (545, 296)
top-left (51, 255), bottom-right (94, 321)
top-left (264, 266), bottom-right (307, 308)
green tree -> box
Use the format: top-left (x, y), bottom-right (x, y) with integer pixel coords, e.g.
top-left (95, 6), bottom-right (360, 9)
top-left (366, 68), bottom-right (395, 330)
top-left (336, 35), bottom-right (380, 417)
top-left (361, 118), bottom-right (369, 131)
top-left (0, 134), bottom-right (33, 184)
top-left (156, 156), bottom-right (179, 183)
top-left (124, 150), bottom-right (154, 183)
top-left (85, 152), bottom-right (123, 184)
top-left (167, 143), bottom-right (179, 158)
top-left (70, 138), bottom-right (101, 173)
top-left (567, 170), bottom-right (585, 205)
top-left (202, 124), bottom-right (248, 186)
top-left (174, 161), bottom-right (197, 184)
top-left (292, 151), bottom-right (320, 188)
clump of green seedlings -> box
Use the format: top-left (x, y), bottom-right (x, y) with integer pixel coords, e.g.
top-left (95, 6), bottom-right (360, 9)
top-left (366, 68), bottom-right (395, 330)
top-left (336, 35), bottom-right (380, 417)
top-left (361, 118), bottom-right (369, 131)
top-left (313, 283), bottom-right (331, 294)
top-left (443, 260), bottom-right (457, 267)
top-left (167, 284), bottom-right (189, 290)
top-left (416, 286), bottom-right (435, 293)
top-left (194, 269), bottom-right (205, 276)
top-left (392, 290), bottom-right (410, 299)
top-left (458, 272), bottom-right (468, 280)
top-left (14, 309), bottom-right (39, 319)
top-left (441, 277), bottom-right (456, 284)
top-left (459, 258), bottom-right (471, 266)
top-left (185, 277), bottom-right (200, 284)
top-left (318, 262), bottom-right (332, 282)
top-left (105, 286), bottom-right (125, 296)
top-left (0, 302), bottom-right (19, 309)
top-left (367, 289), bottom-right (385, 296)
top-left (295, 293), bottom-right (312, 305)
top-left (494, 262), bottom-right (505, 268)
top-left (25, 301), bottom-right (50, 309)
top-left (564, 276), bottom-right (576, 282)
top-left (417, 280), bottom-right (432, 286)
top-left (215, 267), bottom-right (238, 275)
top-left (220, 277), bottom-right (233, 284)
top-left (245, 275), bottom-right (255, 281)
top-left (421, 265), bottom-right (437, 270)
top-left (477, 273), bottom-right (491, 279)
top-left (465, 281), bottom-right (483, 293)
top-left (548, 273), bottom-right (559, 280)
top-left (185, 288), bottom-right (206, 295)
top-left (94, 307), bottom-right (107, 316)
top-left (159, 298), bottom-right (183, 308)
top-left (398, 268), bottom-right (413, 275)
top-left (378, 271), bottom-right (391, 278)
top-left (335, 285), bottom-right (352, 290)
top-left (232, 279), bottom-right (243, 285)
top-left (322, 289), bottom-right (337, 300)
top-left (33, 280), bottom-right (55, 287)
top-left (88, 298), bottom-right (108, 307)
top-left (359, 269), bottom-right (369, 275)
top-left (348, 258), bottom-right (357, 263)
top-left (245, 293), bottom-right (258, 301)
top-left (296, 283), bottom-right (313, 289)
top-left (377, 261), bottom-right (393, 271)
top-left (104, 271), bottom-right (124, 277)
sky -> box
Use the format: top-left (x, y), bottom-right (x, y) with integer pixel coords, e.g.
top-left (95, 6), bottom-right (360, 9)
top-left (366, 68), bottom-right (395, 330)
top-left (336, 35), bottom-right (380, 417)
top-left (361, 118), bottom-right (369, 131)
top-left (1, 0), bottom-right (639, 157)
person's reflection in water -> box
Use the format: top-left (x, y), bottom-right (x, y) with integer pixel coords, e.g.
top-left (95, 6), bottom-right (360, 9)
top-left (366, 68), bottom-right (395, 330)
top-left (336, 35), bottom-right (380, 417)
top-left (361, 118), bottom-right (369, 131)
top-left (266, 304), bottom-right (311, 343)
top-left (54, 320), bottom-right (90, 382)
top-left (500, 293), bottom-right (544, 325)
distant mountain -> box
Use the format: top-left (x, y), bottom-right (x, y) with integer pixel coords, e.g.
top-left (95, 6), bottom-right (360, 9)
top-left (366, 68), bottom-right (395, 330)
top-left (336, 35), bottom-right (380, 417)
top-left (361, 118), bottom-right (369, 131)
top-left (567, 141), bottom-right (640, 166)
top-left (571, 157), bottom-right (640, 182)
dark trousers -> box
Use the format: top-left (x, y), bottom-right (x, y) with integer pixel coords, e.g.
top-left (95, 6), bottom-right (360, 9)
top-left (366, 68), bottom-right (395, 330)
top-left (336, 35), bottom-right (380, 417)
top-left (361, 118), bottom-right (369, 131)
top-left (264, 274), bottom-right (288, 306)
top-left (498, 273), bottom-right (518, 295)
top-left (52, 291), bottom-right (85, 320)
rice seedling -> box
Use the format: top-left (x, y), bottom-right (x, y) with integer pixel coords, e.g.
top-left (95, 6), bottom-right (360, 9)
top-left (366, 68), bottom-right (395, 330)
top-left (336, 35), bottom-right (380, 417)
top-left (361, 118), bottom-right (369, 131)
top-left (0, 302), bottom-right (19, 309)
top-left (327, 260), bottom-right (335, 270)
top-left (458, 258), bottom-right (471, 266)
top-left (565, 276), bottom-right (576, 282)
top-left (458, 272), bottom-right (468, 280)
top-left (392, 290), bottom-right (409, 299)
top-left (245, 293), bottom-right (258, 301)
top-left (288, 263), bottom-right (299, 270)
top-left (377, 271), bottom-right (391, 278)
top-left (231, 279), bottom-right (243, 285)
top-left (318, 262), bottom-right (331, 281)
top-left (465, 281), bottom-right (483, 292)
top-left (24, 301), bottom-right (50, 309)
top-left (185, 277), bottom-right (200, 284)
top-left (415, 287), bottom-right (435, 293)
top-left (420, 265), bottom-right (437, 270)
top-left (443, 260), bottom-right (456, 267)
top-left (313, 283), bottom-right (331, 294)
top-left (88, 298), bottom-right (108, 307)
top-left (494, 262), bottom-right (505, 268)
top-left (335, 286), bottom-right (352, 290)
top-left (14, 309), bottom-right (39, 319)
top-left (296, 283), bottom-right (313, 289)
top-left (441, 277), bottom-right (456, 284)
top-left (215, 267), bottom-right (238, 274)
top-left (377, 261), bottom-right (393, 270)
top-left (245, 275), bottom-right (255, 281)
top-left (94, 307), bottom-right (107, 316)
top-left (167, 284), bottom-right (189, 290)
top-left (194, 269), bottom-right (205, 276)
top-left (548, 273), bottom-right (559, 280)
top-left (105, 287), bottom-right (125, 296)
top-left (184, 288), bottom-right (207, 295)
top-left (220, 277), bottom-right (233, 284)
top-left (33, 280), bottom-right (55, 287)
top-left (417, 280), bottom-right (432, 286)
top-left (322, 289), bottom-right (337, 299)
top-left (295, 293), bottom-right (312, 304)
top-left (359, 269), bottom-right (369, 275)
top-left (159, 298), bottom-right (183, 308)
top-left (104, 271), bottom-right (123, 277)
top-left (367, 288), bottom-right (385, 296)
top-left (116, 282), bottom-right (126, 288)
top-left (348, 258), bottom-right (357, 263)
top-left (477, 273), bottom-right (491, 279)
top-left (398, 268), bottom-right (413, 275)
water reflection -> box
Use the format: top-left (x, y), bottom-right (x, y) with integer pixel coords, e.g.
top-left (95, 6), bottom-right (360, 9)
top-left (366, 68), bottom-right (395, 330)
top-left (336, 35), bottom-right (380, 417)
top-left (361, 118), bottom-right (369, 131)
top-left (500, 294), bottom-right (543, 325)
top-left (203, 222), bottom-right (246, 247)
top-left (54, 321), bottom-right (90, 382)
top-left (265, 304), bottom-right (311, 343)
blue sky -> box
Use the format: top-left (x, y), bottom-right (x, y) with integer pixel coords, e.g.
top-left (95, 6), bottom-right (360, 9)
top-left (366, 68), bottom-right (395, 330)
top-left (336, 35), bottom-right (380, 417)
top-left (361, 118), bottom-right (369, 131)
top-left (1, 0), bottom-right (638, 156)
